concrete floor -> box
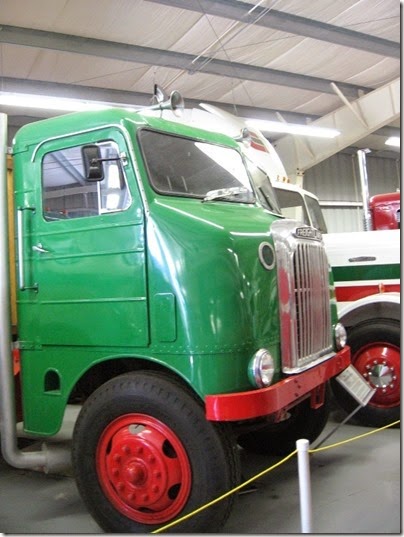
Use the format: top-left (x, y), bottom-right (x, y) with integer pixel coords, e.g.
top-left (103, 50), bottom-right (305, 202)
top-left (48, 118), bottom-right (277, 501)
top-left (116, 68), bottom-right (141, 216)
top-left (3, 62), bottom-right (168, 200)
top-left (0, 406), bottom-right (400, 534)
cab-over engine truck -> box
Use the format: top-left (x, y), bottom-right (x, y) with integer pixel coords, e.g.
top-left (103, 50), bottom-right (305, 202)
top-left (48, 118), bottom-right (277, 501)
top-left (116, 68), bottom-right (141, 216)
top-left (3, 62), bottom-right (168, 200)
top-left (0, 103), bottom-right (351, 533)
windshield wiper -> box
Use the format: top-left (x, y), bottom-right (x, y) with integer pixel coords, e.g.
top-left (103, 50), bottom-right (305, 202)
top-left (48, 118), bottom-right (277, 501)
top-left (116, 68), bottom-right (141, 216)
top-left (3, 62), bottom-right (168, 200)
top-left (202, 186), bottom-right (249, 203)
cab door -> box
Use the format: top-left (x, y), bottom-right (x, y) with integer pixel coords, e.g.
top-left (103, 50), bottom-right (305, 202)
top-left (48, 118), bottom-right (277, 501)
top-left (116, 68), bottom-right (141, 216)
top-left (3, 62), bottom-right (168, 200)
top-left (18, 128), bottom-right (148, 348)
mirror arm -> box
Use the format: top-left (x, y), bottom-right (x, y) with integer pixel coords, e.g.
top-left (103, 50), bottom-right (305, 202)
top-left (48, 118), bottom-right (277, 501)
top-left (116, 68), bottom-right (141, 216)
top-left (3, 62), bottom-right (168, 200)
top-left (91, 157), bottom-right (122, 164)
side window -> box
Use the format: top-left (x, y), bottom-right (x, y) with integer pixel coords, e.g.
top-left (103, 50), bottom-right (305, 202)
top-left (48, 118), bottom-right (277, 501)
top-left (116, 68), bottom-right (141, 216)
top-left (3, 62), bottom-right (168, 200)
top-left (42, 140), bottom-right (131, 220)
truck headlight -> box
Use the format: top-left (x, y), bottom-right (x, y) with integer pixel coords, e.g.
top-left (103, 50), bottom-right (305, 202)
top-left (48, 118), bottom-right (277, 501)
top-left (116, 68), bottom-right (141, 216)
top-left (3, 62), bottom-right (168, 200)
top-left (248, 349), bottom-right (275, 388)
top-left (334, 322), bottom-right (347, 349)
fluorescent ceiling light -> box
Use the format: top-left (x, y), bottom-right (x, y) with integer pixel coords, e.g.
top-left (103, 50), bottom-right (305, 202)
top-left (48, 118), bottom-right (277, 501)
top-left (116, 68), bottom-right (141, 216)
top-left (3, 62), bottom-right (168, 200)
top-left (385, 136), bottom-right (400, 147)
top-left (0, 92), bottom-right (112, 112)
top-left (246, 118), bottom-right (340, 138)
top-left (0, 91), bottom-right (340, 139)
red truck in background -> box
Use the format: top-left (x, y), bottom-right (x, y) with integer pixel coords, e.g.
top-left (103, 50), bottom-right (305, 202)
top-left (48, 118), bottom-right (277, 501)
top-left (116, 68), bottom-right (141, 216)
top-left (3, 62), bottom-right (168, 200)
top-left (369, 191), bottom-right (400, 230)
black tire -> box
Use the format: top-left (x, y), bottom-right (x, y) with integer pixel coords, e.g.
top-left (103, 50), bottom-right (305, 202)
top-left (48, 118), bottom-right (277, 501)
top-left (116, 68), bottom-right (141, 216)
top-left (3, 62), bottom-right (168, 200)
top-left (331, 319), bottom-right (400, 428)
top-left (72, 371), bottom-right (240, 533)
top-left (238, 384), bottom-right (330, 456)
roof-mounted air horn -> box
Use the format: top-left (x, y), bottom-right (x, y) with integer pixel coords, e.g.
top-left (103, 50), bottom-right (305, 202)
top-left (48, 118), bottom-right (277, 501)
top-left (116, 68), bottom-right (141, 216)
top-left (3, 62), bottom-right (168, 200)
top-left (144, 84), bottom-right (185, 117)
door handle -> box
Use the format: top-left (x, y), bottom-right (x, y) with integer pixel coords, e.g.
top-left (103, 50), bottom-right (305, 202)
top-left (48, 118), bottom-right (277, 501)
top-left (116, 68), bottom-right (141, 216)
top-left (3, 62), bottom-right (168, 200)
top-left (348, 256), bottom-right (376, 262)
top-left (32, 243), bottom-right (50, 253)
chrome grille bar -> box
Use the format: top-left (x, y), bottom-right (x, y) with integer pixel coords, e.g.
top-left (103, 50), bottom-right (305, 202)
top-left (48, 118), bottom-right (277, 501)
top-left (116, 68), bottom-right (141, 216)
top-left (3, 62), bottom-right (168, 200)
top-left (272, 220), bottom-right (334, 374)
top-left (294, 242), bottom-right (331, 367)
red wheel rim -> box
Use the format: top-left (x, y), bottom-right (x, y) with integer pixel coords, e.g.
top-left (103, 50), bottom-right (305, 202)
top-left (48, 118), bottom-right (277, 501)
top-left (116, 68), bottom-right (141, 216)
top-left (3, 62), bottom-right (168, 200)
top-left (353, 341), bottom-right (400, 409)
top-left (96, 414), bottom-right (192, 524)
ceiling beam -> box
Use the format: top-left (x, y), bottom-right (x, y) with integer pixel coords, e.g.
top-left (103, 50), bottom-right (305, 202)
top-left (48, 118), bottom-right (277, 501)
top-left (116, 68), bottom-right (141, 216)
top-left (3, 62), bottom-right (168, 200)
top-left (146, 0), bottom-right (399, 59)
top-left (274, 78), bottom-right (400, 178)
top-left (0, 77), bottom-right (398, 140)
top-left (0, 25), bottom-right (370, 98)
top-left (1, 76), bottom-right (318, 122)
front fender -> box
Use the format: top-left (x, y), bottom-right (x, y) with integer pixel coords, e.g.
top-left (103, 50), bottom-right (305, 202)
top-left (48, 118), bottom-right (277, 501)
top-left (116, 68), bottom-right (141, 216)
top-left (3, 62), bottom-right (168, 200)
top-left (339, 292), bottom-right (400, 329)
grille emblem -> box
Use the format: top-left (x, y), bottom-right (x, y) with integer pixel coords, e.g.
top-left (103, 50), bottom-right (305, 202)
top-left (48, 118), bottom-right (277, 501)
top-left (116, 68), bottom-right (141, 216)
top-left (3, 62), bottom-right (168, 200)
top-left (294, 226), bottom-right (322, 241)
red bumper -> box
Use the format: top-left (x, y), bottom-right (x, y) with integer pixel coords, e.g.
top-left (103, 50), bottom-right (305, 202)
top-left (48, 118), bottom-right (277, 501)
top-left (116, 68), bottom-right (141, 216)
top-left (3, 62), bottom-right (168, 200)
top-left (205, 346), bottom-right (351, 421)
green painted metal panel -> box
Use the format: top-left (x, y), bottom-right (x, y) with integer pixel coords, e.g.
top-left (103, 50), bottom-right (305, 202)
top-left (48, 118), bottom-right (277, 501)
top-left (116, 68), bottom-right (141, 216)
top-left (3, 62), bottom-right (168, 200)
top-left (146, 198), bottom-right (281, 354)
top-left (332, 263), bottom-right (400, 282)
top-left (153, 293), bottom-right (177, 342)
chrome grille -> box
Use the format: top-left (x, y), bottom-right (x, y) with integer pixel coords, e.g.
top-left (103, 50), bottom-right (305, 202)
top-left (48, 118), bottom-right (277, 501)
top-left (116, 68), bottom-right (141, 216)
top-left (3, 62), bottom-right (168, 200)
top-left (272, 220), bottom-right (334, 374)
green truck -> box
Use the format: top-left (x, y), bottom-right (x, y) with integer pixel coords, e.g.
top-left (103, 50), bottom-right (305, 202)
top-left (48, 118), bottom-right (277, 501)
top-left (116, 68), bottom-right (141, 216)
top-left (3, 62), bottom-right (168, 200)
top-left (0, 103), bottom-right (351, 533)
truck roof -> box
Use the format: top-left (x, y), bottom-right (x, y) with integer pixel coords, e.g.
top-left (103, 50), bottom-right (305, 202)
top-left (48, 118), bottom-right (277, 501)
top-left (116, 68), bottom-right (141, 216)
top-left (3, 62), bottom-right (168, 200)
top-left (369, 191), bottom-right (400, 206)
top-left (272, 180), bottom-right (321, 201)
top-left (12, 107), bottom-right (239, 154)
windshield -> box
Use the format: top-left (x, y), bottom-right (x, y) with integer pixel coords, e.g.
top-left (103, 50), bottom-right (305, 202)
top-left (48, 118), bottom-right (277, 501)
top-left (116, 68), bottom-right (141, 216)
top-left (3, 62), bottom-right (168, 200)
top-left (275, 188), bottom-right (328, 234)
top-left (275, 188), bottom-right (310, 226)
top-left (139, 129), bottom-right (255, 203)
top-left (245, 157), bottom-right (282, 215)
top-left (306, 195), bottom-right (328, 234)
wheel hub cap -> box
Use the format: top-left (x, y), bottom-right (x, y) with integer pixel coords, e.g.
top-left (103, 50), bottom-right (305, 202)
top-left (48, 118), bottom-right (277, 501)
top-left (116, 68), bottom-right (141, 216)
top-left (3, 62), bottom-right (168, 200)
top-left (96, 414), bottom-right (192, 524)
top-left (367, 363), bottom-right (394, 389)
top-left (107, 428), bottom-right (170, 508)
top-left (354, 341), bottom-right (400, 408)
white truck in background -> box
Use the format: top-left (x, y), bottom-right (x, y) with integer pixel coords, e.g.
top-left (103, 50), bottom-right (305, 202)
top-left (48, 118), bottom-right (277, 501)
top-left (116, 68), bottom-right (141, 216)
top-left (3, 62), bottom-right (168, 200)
top-left (177, 103), bottom-right (399, 427)
top-left (247, 136), bottom-right (400, 428)
top-left (274, 180), bottom-right (400, 428)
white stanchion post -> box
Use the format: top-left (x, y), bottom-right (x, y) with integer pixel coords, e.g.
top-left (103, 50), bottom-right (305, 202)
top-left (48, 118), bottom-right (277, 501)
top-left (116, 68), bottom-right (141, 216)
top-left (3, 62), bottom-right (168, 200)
top-left (296, 439), bottom-right (313, 533)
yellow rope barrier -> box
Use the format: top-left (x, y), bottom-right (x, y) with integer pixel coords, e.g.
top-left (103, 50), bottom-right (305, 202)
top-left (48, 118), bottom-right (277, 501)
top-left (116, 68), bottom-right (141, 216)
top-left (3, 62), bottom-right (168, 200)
top-left (152, 449), bottom-right (297, 534)
top-left (152, 419), bottom-right (400, 533)
top-left (309, 419), bottom-right (400, 453)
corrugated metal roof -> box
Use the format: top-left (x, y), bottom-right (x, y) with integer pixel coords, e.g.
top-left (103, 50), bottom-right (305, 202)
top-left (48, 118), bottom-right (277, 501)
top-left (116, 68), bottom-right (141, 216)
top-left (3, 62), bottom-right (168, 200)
top-left (0, 0), bottom-right (400, 158)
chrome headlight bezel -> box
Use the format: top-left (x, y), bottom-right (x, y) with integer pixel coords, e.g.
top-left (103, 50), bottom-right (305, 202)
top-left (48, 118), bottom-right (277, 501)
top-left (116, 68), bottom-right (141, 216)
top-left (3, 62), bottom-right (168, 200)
top-left (248, 348), bottom-right (275, 388)
top-left (334, 322), bottom-right (347, 349)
